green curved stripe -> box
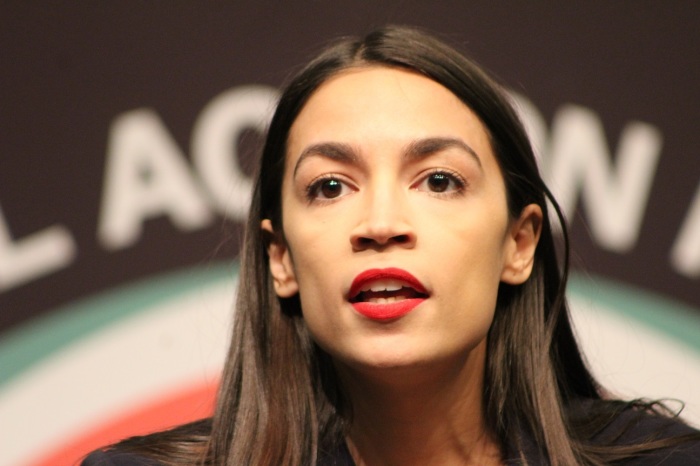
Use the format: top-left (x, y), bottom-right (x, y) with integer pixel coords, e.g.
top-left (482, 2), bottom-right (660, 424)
top-left (0, 262), bottom-right (238, 388)
top-left (568, 272), bottom-right (700, 352)
top-left (1, 267), bottom-right (698, 390)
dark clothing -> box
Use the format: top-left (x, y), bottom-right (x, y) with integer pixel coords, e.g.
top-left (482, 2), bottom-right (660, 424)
top-left (82, 407), bottom-right (700, 465)
top-left (81, 450), bottom-right (161, 466)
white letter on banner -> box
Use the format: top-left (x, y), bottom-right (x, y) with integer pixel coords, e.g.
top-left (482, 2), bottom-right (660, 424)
top-left (191, 85), bottom-right (278, 221)
top-left (671, 184), bottom-right (700, 277)
top-left (508, 91), bottom-right (570, 230)
top-left (547, 105), bottom-right (662, 252)
top-left (98, 109), bottom-right (212, 250)
top-left (509, 91), bottom-right (548, 166)
top-left (0, 204), bottom-right (76, 291)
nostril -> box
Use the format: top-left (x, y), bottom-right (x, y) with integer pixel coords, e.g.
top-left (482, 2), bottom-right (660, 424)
top-left (357, 237), bottom-right (374, 246)
top-left (393, 234), bottom-right (410, 244)
top-left (356, 234), bottom-right (410, 246)
top-left (352, 229), bottom-right (416, 250)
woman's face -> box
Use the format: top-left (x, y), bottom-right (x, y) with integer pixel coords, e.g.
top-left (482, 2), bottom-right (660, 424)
top-left (264, 67), bottom-right (540, 372)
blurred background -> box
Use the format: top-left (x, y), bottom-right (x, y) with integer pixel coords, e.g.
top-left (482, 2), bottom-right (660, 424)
top-left (1, 3), bottom-right (699, 465)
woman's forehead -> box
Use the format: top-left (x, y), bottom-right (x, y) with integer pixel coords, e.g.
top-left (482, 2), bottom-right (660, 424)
top-left (297, 66), bottom-right (464, 118)
top-left (285, 66), bottom-right (493, 167)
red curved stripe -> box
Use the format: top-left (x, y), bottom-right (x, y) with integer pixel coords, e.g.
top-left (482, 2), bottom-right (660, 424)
top-left (27, 380), bottom-right (218, 466)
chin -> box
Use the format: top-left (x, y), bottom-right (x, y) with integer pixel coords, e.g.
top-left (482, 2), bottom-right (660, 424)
top-left (341, 346), bottom-right (439, 373)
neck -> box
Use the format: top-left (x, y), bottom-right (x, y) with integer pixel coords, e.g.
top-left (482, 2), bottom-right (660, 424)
top-left (337, 340), bottom-right (502, 466)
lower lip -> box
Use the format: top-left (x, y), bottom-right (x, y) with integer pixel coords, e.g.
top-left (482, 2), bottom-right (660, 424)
top-left (352, 298), bottom-right (425, 321)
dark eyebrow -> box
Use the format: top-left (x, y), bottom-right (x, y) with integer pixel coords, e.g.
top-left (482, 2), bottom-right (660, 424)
top-left (292, 137), bottom-right (481, 177)
top-left (404, 137), bottom-right (482, 168)
top-left (293, 142), bottom-right (359, 177)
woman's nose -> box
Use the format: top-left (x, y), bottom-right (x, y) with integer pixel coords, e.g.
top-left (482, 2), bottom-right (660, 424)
top-left (350, 187), bottom-right (417, 251)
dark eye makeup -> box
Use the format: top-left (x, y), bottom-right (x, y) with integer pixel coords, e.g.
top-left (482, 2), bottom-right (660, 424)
top-left (304, 168), bottom-right (467, 203)
top-left (413, 169), bottom-right (467, 196)
top-left (305, 175), bottom-right (352, 202)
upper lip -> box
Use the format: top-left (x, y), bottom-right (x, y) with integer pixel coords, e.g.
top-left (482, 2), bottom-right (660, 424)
top-left (348, 267), bottom-right (428, 302)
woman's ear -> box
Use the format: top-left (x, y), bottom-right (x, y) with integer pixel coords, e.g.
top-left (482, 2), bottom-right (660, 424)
top-left (501, 204), bottom-right (543, 285)
top-left (261, 219), bottom-right (299, 297)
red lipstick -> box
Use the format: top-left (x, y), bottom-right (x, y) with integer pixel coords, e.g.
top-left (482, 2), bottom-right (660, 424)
top-left (349, 268), bottom-right (428, 321)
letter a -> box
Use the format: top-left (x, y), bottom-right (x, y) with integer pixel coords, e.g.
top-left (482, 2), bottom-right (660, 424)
top-left (98, 109), bottom-right (212, 250)
top-left (671, 184), bottom-right (700, 277)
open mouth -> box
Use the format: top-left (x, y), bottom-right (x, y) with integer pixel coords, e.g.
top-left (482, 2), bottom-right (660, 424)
top-left (349, 279), bottom-right (429, 304)
top-left (348, 268), bottom-right (429, 320)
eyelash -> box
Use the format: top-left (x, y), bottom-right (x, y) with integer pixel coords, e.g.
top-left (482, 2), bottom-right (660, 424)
top-left (414, 169), bottom-right (468, 197)
top-left (305, 174), bottom-right (353, 202)
top-left (304, 169), bottom-right (468, 203)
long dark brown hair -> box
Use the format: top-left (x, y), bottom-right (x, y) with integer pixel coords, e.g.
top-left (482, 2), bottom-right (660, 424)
top-left (99, 26), bottom-right (696, 466)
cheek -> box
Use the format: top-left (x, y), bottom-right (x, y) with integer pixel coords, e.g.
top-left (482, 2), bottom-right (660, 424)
top-left (432, 217), bottom-right (509, 272)
top-left (297, 291), bottom-right (346, 356)
top-left (282, 233), bottom-right (340, 319)
top-left (282, 201), bottom-right (355, 290)
top-left (429, 211), bottom-right (510, 308)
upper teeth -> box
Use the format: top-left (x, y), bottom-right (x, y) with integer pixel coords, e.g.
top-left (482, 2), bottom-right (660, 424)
top-left (360, 279), bottom-right (405, 293)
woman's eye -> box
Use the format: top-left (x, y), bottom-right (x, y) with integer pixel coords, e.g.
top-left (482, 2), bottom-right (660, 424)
top-left (307, 177), bottom-right (351, 201)
top-left (415, 171), bottom-right (465, 194)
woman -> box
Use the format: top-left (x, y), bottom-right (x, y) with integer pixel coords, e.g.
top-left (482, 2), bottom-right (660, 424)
top-left (83, 25), bottom-right (700, 465)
